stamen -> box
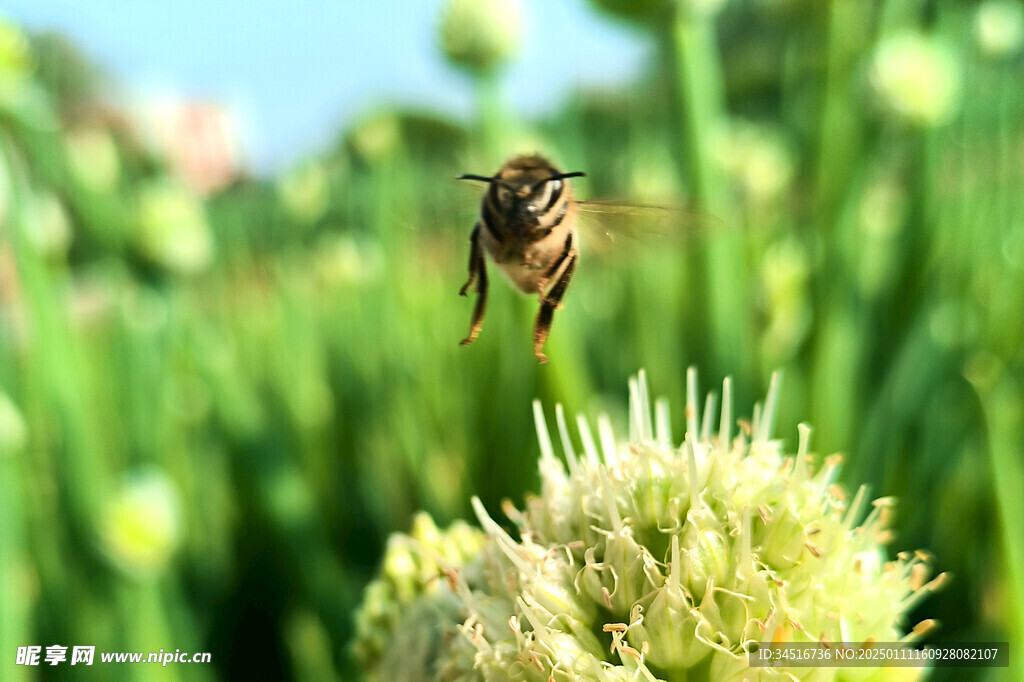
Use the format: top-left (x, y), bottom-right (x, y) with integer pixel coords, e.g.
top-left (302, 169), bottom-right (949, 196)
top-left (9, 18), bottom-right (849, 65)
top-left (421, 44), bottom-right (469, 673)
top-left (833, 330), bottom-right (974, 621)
top-left (598, 415), bottom-right (618, 468)
top-left (655, 397), bottom-right (672, 445)
top-left (719, 376), bottom-right (733, 453)
top-left (755, 371), bottom-right (781, 444)
top-left (638, 370), bottom-right (652, 441)
top-left (686, 367), bottom-right (699, 439)
top-left (554, 404), bottom-right (579, 476)
top-left (576, 414), bottom-right (600, 465)
top-left (794, 423), bottom-right (811, 481)
top-left (533, 401), bottom-right (555, 464)
top-left (701, 392), bottom-right (717, 444)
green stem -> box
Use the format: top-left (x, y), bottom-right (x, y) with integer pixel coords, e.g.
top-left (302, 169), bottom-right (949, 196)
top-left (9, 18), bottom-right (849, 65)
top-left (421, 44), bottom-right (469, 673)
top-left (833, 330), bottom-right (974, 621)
top-left (809, 0), bottom-right (875, 455)
top-left (669, 8), bottom-right (753, 382)
top-left (814, 0), bottom-right (874, 221)
top-left (670, 13), bottom-right (727, 212)
top-left (1, 136), bottom-right (107, 530)
top-left (476, 70), bottom-right (505, 160)
top-left (976, 377), bottom-right (1024, 668)
top-left (0, 446), bottom-right (31, 682)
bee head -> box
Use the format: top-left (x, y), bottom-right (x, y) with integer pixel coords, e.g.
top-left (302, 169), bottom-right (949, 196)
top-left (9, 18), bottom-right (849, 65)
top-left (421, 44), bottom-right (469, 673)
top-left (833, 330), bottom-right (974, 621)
top-left (458, 155), bottom-right (585, 224)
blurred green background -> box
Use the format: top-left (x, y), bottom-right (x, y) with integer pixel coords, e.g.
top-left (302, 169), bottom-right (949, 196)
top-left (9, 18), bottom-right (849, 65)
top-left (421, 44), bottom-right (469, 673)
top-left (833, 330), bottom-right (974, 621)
top-left (1, 0), bottom-right (1023, 679)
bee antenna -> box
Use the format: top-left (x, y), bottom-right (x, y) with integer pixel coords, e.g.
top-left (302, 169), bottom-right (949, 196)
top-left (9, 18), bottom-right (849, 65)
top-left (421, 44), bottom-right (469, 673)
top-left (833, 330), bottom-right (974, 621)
top-left (457, 174), bottom-right (495, 183)
top-left (552, 171), bottom-right (586, 180)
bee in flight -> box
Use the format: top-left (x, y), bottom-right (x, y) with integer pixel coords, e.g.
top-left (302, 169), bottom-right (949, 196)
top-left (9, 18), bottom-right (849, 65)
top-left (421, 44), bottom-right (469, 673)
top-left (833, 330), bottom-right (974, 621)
top-left (457, 154), bottom-right (586, 364)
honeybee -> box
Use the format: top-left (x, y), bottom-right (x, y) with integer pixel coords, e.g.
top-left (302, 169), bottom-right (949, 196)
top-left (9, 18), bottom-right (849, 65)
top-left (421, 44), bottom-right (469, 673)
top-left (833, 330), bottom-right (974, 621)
top-left (457, 154), bottom-right (587, 363)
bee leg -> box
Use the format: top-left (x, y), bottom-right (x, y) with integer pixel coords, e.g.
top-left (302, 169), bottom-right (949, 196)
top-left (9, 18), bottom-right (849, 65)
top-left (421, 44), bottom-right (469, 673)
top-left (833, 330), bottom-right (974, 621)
top-left (461, 264), bottom-right (488, 346)
top-left (460, 225), bottom-right (488, 346)
top-left (533, 250), bottom-right (577, 364)
top-left (459, 225), bottom-right (481, 297)
top-left (537, 233), bottom-right (574, 297)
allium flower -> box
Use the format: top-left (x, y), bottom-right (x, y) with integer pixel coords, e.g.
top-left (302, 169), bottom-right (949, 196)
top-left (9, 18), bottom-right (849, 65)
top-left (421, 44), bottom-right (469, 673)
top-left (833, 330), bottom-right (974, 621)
top-left (439, 0), bottom-right (523, 73)
top-left (870, 33), bottom-right (962, 128)
top-left (974, 0), bottom-right (1024, 59)
top-left (760, 239), bottom-right (811, 364)
top-left (98, 467), bottom-right (183, 577)
top-left (65, 127), bottom-right (122, 194)
top-left (348, 113), bottom-right (402, 165)
top-left (354, 512), bottom-right (488, 677)
top-left (355, 371), bottom-right (946, 680)
top-left (710, 120), bottom-right (794, 204)
top-left (25, 191), bottom-right (72, 258)
top-left (0, 390), bottom-right (27, 456)
top-left (313, 234), bottom-right (384, 288)
top-left (277, 161), bottom-right (329, 224)
top-left (0, 17), bottom-right (52, 123)
top-left (135, 179), bottom-right (214, 275)
top-left (0, 16), bottom-right (32, 92)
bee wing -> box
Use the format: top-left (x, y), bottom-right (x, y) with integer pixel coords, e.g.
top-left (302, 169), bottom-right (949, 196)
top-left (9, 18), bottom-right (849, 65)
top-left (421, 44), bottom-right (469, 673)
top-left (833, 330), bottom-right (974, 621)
top-left (575, 200), bottom-right (721, 254)
top-left (443, 178), bottom-right (487, 223)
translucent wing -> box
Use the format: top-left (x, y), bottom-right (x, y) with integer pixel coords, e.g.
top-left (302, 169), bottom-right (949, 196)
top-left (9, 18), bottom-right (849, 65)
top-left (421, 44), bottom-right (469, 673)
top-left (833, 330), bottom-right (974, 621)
top-left (574, 199), bottom-right (722, 254)
top-left (449, 175), bottom-right (723, 253)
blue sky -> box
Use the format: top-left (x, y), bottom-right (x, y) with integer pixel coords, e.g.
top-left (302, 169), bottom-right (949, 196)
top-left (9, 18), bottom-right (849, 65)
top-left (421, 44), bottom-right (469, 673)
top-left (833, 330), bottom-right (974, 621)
top-left (4, 0), bottom-right (649, 172)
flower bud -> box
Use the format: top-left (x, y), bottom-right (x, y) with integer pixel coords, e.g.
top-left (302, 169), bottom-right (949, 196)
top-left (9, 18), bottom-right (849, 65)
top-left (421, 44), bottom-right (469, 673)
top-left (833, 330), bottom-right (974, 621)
top-left (439, 0), bottom-right (522, 73)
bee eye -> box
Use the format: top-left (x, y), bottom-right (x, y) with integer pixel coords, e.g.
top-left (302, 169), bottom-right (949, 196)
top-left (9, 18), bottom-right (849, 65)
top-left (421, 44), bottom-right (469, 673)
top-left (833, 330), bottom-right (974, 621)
top-left (543, 179), bottom-right (563, 210)
top-left (491, 183), bottom-right (510, 205)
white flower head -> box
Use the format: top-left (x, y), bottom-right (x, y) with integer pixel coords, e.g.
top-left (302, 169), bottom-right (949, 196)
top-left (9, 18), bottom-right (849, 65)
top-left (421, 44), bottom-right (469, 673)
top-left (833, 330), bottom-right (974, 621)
top-left (975, 0), bottom-right (1024, 58)
top-left (870, 33), bottom-right (963, 127)
top-left (356, 370), bottom-right (946, 680)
